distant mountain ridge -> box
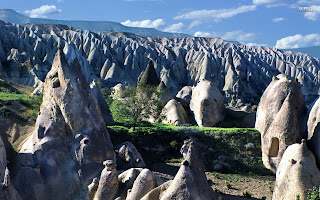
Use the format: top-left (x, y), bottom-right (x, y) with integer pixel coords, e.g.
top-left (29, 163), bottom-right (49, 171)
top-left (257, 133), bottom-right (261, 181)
top-left (282, 46), bottom-right (320, 59)
top-left (0, 9), bottom-right (190, 38)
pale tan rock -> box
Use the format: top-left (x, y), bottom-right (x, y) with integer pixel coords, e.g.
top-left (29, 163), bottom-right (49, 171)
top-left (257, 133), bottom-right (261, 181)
top-left (160, 142), bottom-right (217, 200)
top-left (273, 140), bottom-right (320, 200)
top-left (255, 74), bottom-right (306, 172)
top-left (140, 180), bottom-right (172, 200)
top-left (176, 86), bottom-right (192, 107)
top-left (117, 141), bottom-right (146, 169)
top-left (190, 79), bottom-right (224, 127)
top-left (93, 160), bottom-right (119, 200)
top-left (87, 178), bottom-right (99, 200)
top-left (307, 96), bottom-right (320, 165)
top-left (158, 81), bottom-right (174, 105)
top-left (162, 99), bottom-right (188, 126)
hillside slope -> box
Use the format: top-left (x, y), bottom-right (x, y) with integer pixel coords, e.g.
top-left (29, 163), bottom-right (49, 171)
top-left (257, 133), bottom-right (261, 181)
top-left (0, 20), bottom-right (319, 105)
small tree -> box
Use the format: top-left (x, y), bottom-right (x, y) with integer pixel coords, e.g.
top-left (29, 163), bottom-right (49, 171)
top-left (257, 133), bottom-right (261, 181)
top-left (112, 83), bottom-right (164, 131)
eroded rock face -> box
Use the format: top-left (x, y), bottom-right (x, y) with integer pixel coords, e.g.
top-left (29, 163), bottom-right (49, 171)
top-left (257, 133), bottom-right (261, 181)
top-left (176, 86), bottom-right (192, 107)
top-left (255, 74), bottom-right (306, 173)
top-left (139, 60), bottom-right (160, 86)
top-left (117, 142), bottom-right (146, 169)
top-left (160, 142), bottom-right (217, 200)
top-left (15, 48), bottom-right (115, 200)
top-left (190, 80), bottom-right (224, 127)
top-left (158, 81), bottom-right (174, 106)
top-left (162, 99), bottom-right (188, 126)
top-left (93, 160), bottom-right (119, 200)
top-left (273, 140), bottom-right (320, 200)
top-left (307, 96), bottom-right (320, 166)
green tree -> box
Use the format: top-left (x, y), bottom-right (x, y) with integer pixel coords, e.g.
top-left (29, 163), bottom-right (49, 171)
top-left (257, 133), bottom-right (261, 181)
top-left (111, 83), bottom-right (164, 131)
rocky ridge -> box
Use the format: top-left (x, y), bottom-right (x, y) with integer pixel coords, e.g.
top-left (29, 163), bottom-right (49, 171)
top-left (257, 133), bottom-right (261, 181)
top-left (0, 20), bottom-right (320, 105)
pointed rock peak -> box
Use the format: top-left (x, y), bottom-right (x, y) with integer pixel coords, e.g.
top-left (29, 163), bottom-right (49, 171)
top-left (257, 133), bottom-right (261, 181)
top-left (70, 57), bottom-right (82, 72)
top-left (139, 60), bottom-right (160, 86)
top-left (184, 141), bottom-right (200, 167)
top-left (53, 46), bottom-right (69, 70)
top-left (158, 81), bottom-right (167, 90)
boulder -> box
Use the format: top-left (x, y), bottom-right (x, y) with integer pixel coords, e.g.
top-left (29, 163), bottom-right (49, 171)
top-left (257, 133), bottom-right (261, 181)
top-left (190, 80), bottom-right (224, 127)
top-left (255, 74), bottom-right (306, 172)
top-left (87, 178), bottom-right (99, 200)
top-left (273, 140), bottom-right (320, 200)
top-left (126, 169), bottom-right (159, 200)
top-left (158, 81), bottom-right (174, 105)
top-left (90, 80), bottom-right (114, 125)
top-left (140, 180), bottom-right (172, 200)
top-left (160, 141), bottom-right (217, 200)
top-left (15, 48), bottom-right (115, 200)
top-left (93, 160), bottom-right (119, 200)
top-left (176, 86), bottom-right (192, 107)
top-left (117, 141), bottom-right (146, 169)
top-left (139, 60), bottom-right (160, 86)
top-left (162, 99), bottom-right (188, 126)
top-left (307, 96), bottom-right (320, 166)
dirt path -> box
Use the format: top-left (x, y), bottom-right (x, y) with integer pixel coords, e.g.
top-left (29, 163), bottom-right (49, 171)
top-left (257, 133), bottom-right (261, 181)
top-left (150, 162), bottom-right (275, 200)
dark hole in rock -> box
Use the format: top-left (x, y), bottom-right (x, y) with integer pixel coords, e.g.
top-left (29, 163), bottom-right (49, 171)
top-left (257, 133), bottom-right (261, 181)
top-left (83, 138), bottom-right (90, 145)
top-left (269, 137), bottom-right (279, 157)
top-left (52, 77), bottom-right (60, 88)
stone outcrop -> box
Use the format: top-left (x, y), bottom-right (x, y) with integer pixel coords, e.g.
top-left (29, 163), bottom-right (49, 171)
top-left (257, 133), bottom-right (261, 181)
top-left (273, 140), bottom-right (320, 200)
top-left (162, 99), bottom-right (188, 126)
top-left (15, 48), bottom-right (115, 200)
top-left (158, 81), bottom-right (174, 105)
top-left (307, 96), bottom-right (320, 166)
top-left (255, 74), bottom-right (306, 172)
top-left (117, 141), bottom-right (146, 169)
top-left (176, 86), bottom-right (193, 107)
top-left (139, 60), bottom-right (160, 86)
top-left (160, 141), bottom-right (217, 200)
top-left (1, 21), bottom-right (320, 106)
top-left (190, 80), bottom-right (224, 127)
top-left (90, 80), bottom-right (114, 125)
top-left (93, 160), bottom-right (118, 200)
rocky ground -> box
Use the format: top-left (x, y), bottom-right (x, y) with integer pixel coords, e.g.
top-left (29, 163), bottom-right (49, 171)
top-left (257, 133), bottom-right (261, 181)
top-left (151, 162), bottom-right (275, 200)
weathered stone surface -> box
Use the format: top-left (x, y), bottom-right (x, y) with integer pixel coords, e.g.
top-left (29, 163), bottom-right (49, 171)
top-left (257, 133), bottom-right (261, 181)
top-left (255, 74), bottom-right (306, 173)
top-left (117, 141), bottom-right (146, 169)
top-left (190, 80), bottom-right (224, 127)
top-left (87, 178), bottom-right (99, 200)
top-left (139, 60), bottom-right (160, 86)
top-left (176, 86), bottom-right (192, 107)
top-left (162, 99), bottom-right (188, 126)
top-left (126, 169), bottom-right (159, 200)
top-left (273, 140), bottom-right (320, 200)
top-left (15, 48), bottom-right (115, 200)
top-left (93, 160), bottom-right (119, 200)
top-left (140, 180), bottom-right (172, 200)
top-left (158, 81), bottom-right (174, 105)
top-left (160, 142), bottom-right (217, 200)
top-left (90, 80), bottom-right (114, 125)
top-left (117, 168), bottom-right (144, 200)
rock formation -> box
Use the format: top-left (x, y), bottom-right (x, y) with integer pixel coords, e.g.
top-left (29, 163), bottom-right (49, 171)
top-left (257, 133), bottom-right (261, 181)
top-left (255, 74), bottom-right (306, 172)
top-left (158, 81), bottom-right (174, 105)
top-left (273, 140), bottom-right (320, 200)
top-left (176, 86), bottom-right (193, 107)
top-left (160, 141), bottom-right (217, 200)
top-left (117, 141), bottom-right (146, 169)
top-left (190, 80), bottom-right (224, 127)
top-left (139, 60), bottom-right (160, 86)
top-left (1, 21), bottom-right (320, 106)
top-left (14, 48), bottom-right (115, 200)
top-left (162, 99), bottom-right (188, 126)
top-left (0, 136), bottom-right (21, 200)
top-left (93, 160), bottom-right (119, 200)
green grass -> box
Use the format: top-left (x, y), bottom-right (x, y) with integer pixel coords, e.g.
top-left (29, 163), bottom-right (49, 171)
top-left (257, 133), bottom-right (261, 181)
top-left (0, 93), bottom-right (31, 100)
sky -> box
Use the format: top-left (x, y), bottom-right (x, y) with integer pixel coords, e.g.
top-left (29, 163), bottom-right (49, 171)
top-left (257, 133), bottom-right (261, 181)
top-left (1, 0), bottom-right (320, 48)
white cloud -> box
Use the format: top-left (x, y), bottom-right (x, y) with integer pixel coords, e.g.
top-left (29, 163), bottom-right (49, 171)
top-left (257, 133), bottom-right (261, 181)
top-left (121, 19), bottom-right (165, 29)
top-left (304, 5), bottom-right (320, 20)
top-left (273, 17), bottom-right (285, 22)
top-left (174, 5), bottom-right (256, 22)
top-left (189, 20), bottom-right (202, 29)
top-left (218, 30), bottom-right (255, 43)
top-left (163, 22), bottom-right (184, 33)
top-left (25, 5), bottom-right (61, 18)
top-left (253, 0), bottom-right (320, 7)
top-left (246, 42), bottom-right (268, 47)
top-left (194, 31), bottom-right (211, 37)
top-left (275, 33), bottom-right (320, 48)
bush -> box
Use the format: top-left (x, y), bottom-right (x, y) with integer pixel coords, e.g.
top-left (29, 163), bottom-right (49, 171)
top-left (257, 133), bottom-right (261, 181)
top-left (307, 186), bottom-right (320, 200)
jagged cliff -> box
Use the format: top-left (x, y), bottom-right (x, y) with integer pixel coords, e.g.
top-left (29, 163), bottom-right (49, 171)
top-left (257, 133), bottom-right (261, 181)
top-left (0, 20), bottom-right (320, 105)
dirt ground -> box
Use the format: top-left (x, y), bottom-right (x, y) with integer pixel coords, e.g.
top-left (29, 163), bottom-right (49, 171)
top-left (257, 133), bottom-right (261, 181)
top-left (150, 163), bottom-right (275, 200)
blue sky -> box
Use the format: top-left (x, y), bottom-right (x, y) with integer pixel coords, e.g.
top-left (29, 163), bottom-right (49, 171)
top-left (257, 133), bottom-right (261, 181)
top-left (2, 0), bottom-right (320, 48)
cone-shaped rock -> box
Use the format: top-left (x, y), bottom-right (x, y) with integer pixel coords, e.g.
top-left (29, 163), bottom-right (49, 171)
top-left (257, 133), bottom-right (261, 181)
top-left (255, 74), bottom-right (306, 173)
top-left (158, 81), bottom-right (174, 105)
top-left (176, 86), bottom-right (193, 107)
top-left (16, 48), bottom-right (115, 200)
top-left (273, 140), bottom-right (320, 200)
top-left (139, 60), bottom-right (160, 86)
top-left (162, 99), bottom-right (188, 126)
top-left (190, 79), bottom-right (224, 127)
top-left (160, 142), bottom-right (217, 200)
top-left (307, 96), bottom-right (320, 166)
top-left (117, 141), bottom-right (146, 169)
